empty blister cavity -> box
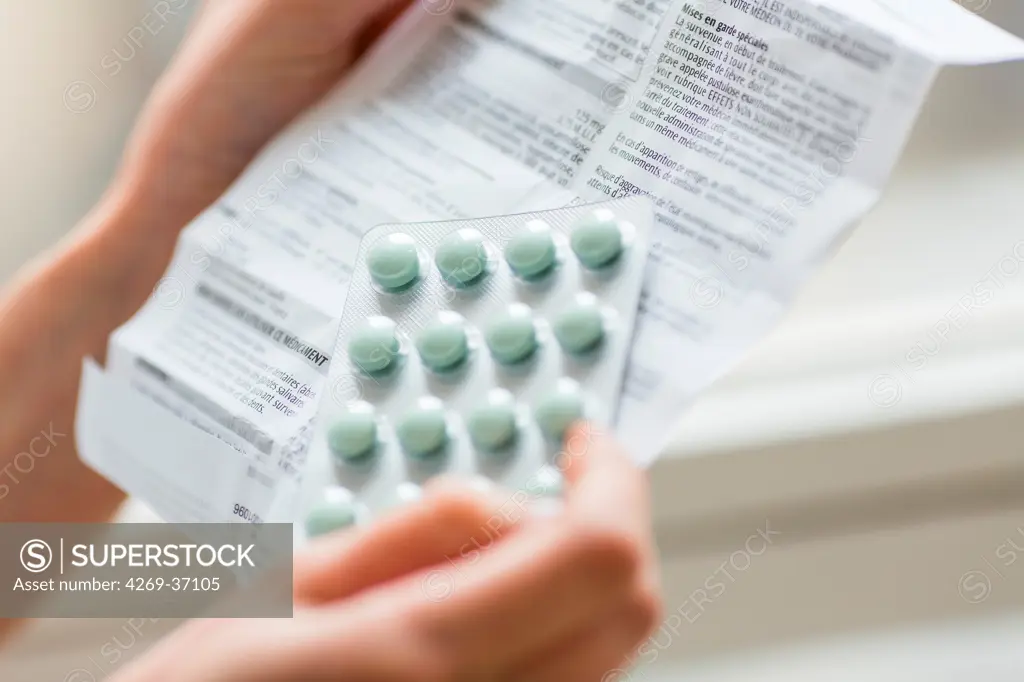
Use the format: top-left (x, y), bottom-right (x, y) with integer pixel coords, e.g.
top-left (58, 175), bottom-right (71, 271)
top-left (486, 304), bottom-right (538, 366)
top-left (527, 465), bottom-right (564, 498)
top-left (528, 469), bottom-right (566, 517)
top-left (348, 317), bottom-right (401, 376)
top-left (381, 482), bottom-right (424, 513)
top-left (435, 228), bottom-right (493, 288)
top-left (367, 233), bottom-right (424, 293)
top-left (505, 220), bottom-right (558, 280)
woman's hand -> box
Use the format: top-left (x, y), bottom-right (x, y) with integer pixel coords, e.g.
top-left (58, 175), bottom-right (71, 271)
top-left (116, 0), bottom-right (411, 241)
top-left (111, 426), bottom-right (662, 682)
top-left (0, 0), bottom-right (412, 526)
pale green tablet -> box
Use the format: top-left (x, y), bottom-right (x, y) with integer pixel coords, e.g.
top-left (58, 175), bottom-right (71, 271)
top-left (397, 403), bottom-right (449, 458)
top-left (435, 229), bottom-right (491, 287)
top-left (505, 222), bottom-right (557, 280)
top-left (305, 490), bottom-right (359, 537)
top-left (534, 382), bottom-right (585, 442)
top-left (327, 407), bottom-right (378, 462)
top-left (571, 212), bottom-right (625, 270)
top-left (468, 391), bottom-right (519, 451)
top-left (368, 233), bottom-right (421, 292)
top-left (553, 298), bottom-right (605, 354)
top-left (485, 305), bottom-right (538, 366)
top-left (348, 317), bottom-right (400, 375)
top-left (416, 314), bottom-right (470, 372)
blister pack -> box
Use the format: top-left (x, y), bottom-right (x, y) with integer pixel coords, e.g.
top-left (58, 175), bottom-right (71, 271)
top-left (297, 196), bottom-right (653, 541)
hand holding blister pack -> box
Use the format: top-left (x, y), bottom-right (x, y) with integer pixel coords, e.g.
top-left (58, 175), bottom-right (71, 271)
top-left (298, 197), bottom-right (653, 540)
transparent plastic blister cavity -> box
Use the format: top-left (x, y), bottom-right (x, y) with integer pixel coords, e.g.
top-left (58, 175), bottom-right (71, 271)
top-left (298, 196), bottom-right (654, 542)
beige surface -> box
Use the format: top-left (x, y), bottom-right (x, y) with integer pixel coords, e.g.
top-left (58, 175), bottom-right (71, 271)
top-left (651, 506), bottom-right (1024, 665)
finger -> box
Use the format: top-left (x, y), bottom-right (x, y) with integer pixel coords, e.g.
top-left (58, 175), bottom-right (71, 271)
top-left (316, 427), bottom-right (652, 676)
top-left (562, 422), bottom-right (648, 533)
top-left (201, 0), bottom-right (411, 49)
top-left (387, 426), bottom-right (653, 674)
top-left (563, 422), bottom-right (660, 589)
top-left (510, 594), bottom-right (660, 682)
top-left (353, 0), bottom-right (416, 60)
top-left (121, 0), bottom-right (412, 237)
top-left (295, 480), bottom-right (513, 604)
top-left (394, 514), bottom-right (640, 677)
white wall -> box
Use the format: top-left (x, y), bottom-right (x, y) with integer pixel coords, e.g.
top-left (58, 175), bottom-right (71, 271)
top-left (0, 0), bottom-right (191, 279)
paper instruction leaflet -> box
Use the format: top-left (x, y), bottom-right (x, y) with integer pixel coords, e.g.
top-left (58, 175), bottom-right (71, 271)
top-left (77, 0), bottom-right (1024, 523)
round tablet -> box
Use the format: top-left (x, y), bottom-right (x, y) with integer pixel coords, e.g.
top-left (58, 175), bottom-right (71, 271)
top-left (553, 297), bottom-right (605, 354)
top-left (397, 403), bottom-right (449, 458)
top-left (534, 381), bottom-right (586, 442)
top-left (416, 313), bottom-right (470, 372)
top-left (348, 317), bottom-right (400, 375)
top-left (368, 233), bottom-right (421, 292)
top-left (305, 489), bottom-right (359, 537)
top-left (468, 391), bottom-right (519, 451)
top-left (326, 407), bottom-right (378, 462)
top-left (485, 306), bottom-right (538, 366)
top-left (505, 221), bottom-right (557, 280)
top-left (435, 229), bottom-right (491, 288)
top-left (571, 211), bottom-right (625, 270)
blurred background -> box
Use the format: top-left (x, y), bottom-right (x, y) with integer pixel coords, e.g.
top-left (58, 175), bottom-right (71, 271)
top-left (2, 0), bottom-right (1024, 679)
